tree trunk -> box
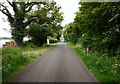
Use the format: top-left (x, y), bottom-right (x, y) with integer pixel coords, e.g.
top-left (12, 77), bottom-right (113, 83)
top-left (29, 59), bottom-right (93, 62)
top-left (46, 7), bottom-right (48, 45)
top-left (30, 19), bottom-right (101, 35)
top-left (15, 37), bottom-right (24, 47)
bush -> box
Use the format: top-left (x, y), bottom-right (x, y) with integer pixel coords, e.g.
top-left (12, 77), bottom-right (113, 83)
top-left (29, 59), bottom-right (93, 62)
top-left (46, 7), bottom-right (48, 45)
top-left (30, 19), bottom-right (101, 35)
top-left (28, 23), bottom-right (52, 46)
top-left (49, 38), bottom-right (58, 43)
top-left (23, 42), bottom-right (36, 48)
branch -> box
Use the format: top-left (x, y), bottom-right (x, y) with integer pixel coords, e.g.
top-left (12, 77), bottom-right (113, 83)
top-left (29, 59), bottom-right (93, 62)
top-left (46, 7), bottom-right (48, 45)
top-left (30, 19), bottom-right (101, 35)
top-left (0, 3), bottom-right (14, 23)
top-left (24, 18), bottom-right (34, 27)
top-left (25, 5), bottom-right (33, 12)
top-left (12, 2), bottom-right (18, 12)
top-left (24, 14), bottom-right (49, 27)
top-left (109, 14), bottom-right (119, 22)
top-left (0, 3), bottom-right (11, 16)
top-left (25, 2), bottom-right (48, 12)
top-left (6, 0), bottom-right (13, 7)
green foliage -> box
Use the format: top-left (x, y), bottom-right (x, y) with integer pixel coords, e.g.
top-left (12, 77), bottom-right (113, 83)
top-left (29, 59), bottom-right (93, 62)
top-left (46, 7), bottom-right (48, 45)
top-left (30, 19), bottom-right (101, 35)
top-left (49, 37), bottom-right (58, 43)
top-left (65, 2), bottom-right (120, 57)
top-left (77, 2), bottom-right (120, 53)
top-left (0, 1), bottom-right (63, 47)
top-left (52, 33), bottom-right (61, 40)
top-left (28, 23), bottom-right (52, 46)
top-left (68, 42), bottom-right (120, 83)
top-left (2, 44), bottom-right (55, 82)
top-left (2, 47), bottom-right (29, 81)
top-left (0, 2), bottom-right (47, 46)
top-left (64, 22), bottom-right (82, 44)
top-left (65, 2), bottom-right (120, 82)
top-left (23, 42), bottom-right (37, 48)
top-left (28, 1), bottom-right (63, 46)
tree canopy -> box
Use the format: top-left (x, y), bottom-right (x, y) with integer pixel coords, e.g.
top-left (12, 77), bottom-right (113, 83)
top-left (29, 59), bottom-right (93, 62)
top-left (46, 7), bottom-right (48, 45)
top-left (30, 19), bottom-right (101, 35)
top-left (0, 0), bottom-right (63, 46)
top-left (27, 1), bottom-right (63, 46)
top-left (64, 2), bottom-right (120, 56)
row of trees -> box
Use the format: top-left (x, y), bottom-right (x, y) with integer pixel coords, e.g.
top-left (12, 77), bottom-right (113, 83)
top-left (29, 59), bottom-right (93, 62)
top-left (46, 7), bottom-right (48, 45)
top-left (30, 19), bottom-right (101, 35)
top-left (0, 0), bottom-right (63, 47)
top-left (64, 2), bottom-right (120, 56)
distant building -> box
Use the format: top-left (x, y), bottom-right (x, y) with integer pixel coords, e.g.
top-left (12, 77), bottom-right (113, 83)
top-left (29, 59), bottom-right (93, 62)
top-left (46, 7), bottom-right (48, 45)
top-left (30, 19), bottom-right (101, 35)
top-left (60, 34), bottom-right (64, 42)
top-left (0, 37), bottom-right (16, 48)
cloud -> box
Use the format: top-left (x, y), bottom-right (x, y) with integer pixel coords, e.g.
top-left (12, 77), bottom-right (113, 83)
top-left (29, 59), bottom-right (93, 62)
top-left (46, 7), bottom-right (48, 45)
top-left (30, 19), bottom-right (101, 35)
top-left (54, 0), bottom-right (80, 26)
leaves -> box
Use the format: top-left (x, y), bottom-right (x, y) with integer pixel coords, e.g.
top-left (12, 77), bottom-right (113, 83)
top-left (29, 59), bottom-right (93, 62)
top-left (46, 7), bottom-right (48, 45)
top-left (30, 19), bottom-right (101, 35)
top-left (0, 1), bottom-right (63, 47)
top-left (65, 2), bottom-right (120, 56)
top-left (27, 1), bottom-right (63, 46)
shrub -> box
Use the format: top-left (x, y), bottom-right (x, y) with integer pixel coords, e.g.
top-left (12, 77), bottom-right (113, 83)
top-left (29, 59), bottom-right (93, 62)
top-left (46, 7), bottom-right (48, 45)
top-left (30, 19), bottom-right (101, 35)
top-left (23, 42), bottom-right (36, 48)
top-left (49, 38), bottom-right (58, 43)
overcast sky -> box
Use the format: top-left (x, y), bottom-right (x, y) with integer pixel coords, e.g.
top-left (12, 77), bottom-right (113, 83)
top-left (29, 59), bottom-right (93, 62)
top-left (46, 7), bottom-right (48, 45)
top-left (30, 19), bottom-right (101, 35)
top-left (0, 0), bottom-right (80, 37)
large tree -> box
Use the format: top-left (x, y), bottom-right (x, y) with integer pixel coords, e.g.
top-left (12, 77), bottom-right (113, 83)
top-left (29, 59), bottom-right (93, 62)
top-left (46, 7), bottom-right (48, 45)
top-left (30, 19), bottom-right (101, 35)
top-left (27, 1), bottom-right (63, 46)
top-left (0, 0), bottom-right (47, 46)
top-left (65, 2), bottom-right (120, 56)
top-left (64, 22), bottom-right (82, 44)
top-left (75, 2), bottom-right (120, 53)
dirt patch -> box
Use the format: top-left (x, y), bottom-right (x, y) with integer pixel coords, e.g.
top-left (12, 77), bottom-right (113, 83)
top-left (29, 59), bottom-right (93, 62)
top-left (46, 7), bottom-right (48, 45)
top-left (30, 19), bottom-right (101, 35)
top-left (23, 49), bottom-right (47, 55)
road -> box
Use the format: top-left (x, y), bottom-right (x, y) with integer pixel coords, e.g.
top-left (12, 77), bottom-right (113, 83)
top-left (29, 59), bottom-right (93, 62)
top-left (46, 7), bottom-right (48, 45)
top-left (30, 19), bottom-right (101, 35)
top-left (9, 42), bottom-right (98, 82)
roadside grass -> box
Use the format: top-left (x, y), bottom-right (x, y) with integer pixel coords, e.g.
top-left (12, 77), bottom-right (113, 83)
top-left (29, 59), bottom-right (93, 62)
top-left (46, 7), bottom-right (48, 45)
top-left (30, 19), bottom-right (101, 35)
top-left (67, 42), bottom-right (120, 83)
top-left (2, 44), bottom-right (55, 82)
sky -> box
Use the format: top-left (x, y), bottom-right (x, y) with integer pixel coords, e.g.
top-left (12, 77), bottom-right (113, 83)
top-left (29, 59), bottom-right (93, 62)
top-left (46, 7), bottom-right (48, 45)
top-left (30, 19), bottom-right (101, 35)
top-left (0, 0), bottom-right (80, 37)
top-left (54, 0), bottom-right (80, 26)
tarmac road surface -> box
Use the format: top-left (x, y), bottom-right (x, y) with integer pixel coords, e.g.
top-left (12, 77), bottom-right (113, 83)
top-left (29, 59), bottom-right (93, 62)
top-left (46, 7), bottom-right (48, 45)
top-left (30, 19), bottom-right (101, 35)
top-left (9, 42), bottom-right (98, 82)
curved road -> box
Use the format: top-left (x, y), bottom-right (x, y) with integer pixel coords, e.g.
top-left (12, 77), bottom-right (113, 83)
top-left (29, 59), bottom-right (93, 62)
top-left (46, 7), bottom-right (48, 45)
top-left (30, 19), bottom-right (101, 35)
top-left (9, 42), bottom-right (98, 82)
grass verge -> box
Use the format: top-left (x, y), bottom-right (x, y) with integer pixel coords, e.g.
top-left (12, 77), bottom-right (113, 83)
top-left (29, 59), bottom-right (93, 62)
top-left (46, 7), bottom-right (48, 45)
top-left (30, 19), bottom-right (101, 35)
top-left (67, 42), bottom-right (120, 83)
top-left (2, 44), bottom-right (55, 82)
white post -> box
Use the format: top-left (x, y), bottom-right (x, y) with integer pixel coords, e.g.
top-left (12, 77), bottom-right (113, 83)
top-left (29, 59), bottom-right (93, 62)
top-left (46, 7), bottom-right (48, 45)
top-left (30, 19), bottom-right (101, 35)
top-left (47, 39), bottom-right (49, 44)
top-left (47, 36), bottom-right (51, 44)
